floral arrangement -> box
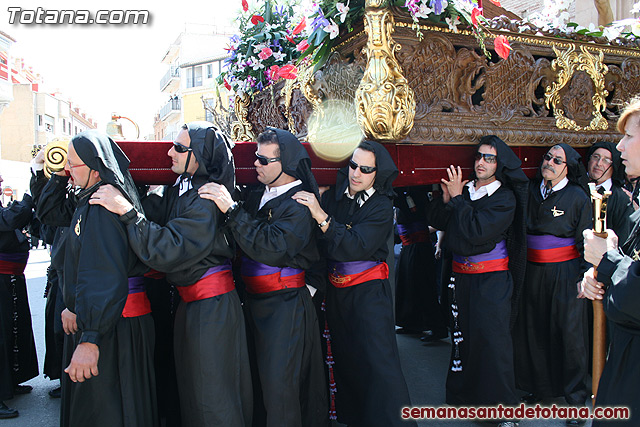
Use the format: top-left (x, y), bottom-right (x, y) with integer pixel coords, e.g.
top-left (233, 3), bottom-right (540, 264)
top-left (217, 0), bottom-right (309, 99)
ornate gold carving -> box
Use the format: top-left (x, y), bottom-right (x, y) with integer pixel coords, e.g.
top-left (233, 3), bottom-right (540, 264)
top-left (247, 84), bottom-right (288, 136)
top-left (545, 45), bottom-right (609, 131)
top-left (282, 65), bottom-right (319, 134)
top-left (354, 0), bottom-right (415, 141)
top-left (43, 139), bottom-right (69, 178)
top-left (230, 94), bottom-right (255, 141)
top-left (608, 59), bottom-right (640, 117)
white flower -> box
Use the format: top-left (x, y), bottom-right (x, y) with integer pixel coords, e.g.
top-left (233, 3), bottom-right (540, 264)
top-left (414, 2), bottom-right (433, 19)
top-left (445, 16), bottom-right (459, 33)
top-left (248, 57), bottom-right (265, 70)
top-left (632, 1), bottom-right (640, 14)
top-left (324, 18), bottom-right (339, 39)
top-left (336, 2), bottom-right (350, 23)
top-left (272, 51), bottom-right (286, 62)
top-left (588, 23), bottom-right (598, 33)
top-left (253, 43), bottom-right (267, 54)
top-left (603, 26), bottom-right (622, 41)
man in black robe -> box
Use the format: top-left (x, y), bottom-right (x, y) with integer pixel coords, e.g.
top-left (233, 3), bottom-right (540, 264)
top-left (91, 122), bottom-right (252, 427)
top-left (293, 140), bottom-right (414, 427)
top-left (0, 176), bottom-right (38, 419)
top-left (199, 127), bottom-right (327, 427)
top-left (580, 101), bottom-right (640, 426)
top-left (515, 144), bottom-right (592, 413)
top-left (56, 130), bottom-right (157, 427)
top-left (425, 136), bottom-right (527, 426)
top-left (586, 141), bottom-right (633, 244)
top-left (394, 187), bottom-right (447, 339)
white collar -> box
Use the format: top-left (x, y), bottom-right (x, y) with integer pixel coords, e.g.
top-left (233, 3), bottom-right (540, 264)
top-left (540, 176), bottom-right (569, 198)
top-left (466, 180), bottom-right (502, 201)
top-left (174, 176), bottom-right (193, 197)
top-left (344, 186), bottom-right (376, 207)
top-left (259, 179), bottom-right (302, 210)
top-left (595, 178), bottom-right (612, 192)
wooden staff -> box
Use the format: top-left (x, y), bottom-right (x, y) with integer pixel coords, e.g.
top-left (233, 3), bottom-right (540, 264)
top-left (588, 183), bottom-right (610, 406)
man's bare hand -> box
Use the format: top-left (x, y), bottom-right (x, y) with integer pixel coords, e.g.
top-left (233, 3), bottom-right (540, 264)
top-left (583, 229), bottom-right (618, 266)
top-left (65, 342), bottom-right (99, 383)
top-left (441, 165), bottom-right (468, 200)
top-left (198, 182), bottom-right (234, 213)
top-left (61, 308), bottom-right (78, 335)
top-left (578, 267), bottom-right (605, 300)
top-left (89, 184), bottom-right (132, 216)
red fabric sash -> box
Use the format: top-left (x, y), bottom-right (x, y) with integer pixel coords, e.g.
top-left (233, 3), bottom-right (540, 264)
top-left (0, 260), bottom-right (27, 275)
top-left (452, 257), bottom-right (509, 274)
top-left (144, 269), bottom-right (166, 280)
top-left (177, 269), bottom-right (235, 303)
top-left (329, 262), bottom-right (389, 288)
top-left (527, 245), bottom-right (580, 263)
top-left (121, 292), bottom-right (152, 318)
top-left (242, 271), bottom-right (305, 294)
top-left (399, 230), bottom-right (429, 246)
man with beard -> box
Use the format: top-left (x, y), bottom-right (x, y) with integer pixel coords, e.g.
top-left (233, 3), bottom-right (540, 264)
top-left (55, 130), bottom-right (157, 427)
top-left (424, 136), bottom-right (527, 427)
top-left (91, 122), bottom-right (252, 427)
top-left (581, 98), bottom-right (640, 426)
top-left (515, 144), bottom-right (592, 421)
top-left (586, 141), bottom-right (633, 244)
top-left (293, 141), bottom-right (414, 427)
top-left (199, 128), bottom-right (327, 427)
top-left (0, 175), bottom-right (38, 419)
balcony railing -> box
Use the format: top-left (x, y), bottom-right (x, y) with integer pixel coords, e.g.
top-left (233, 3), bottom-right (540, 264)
top-left (159, 66), bottom-right (180, 91)
top-left (160, 99), bottom-right (181, 120)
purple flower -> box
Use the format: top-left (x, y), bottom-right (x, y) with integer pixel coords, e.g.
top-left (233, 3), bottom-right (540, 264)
top-left (405, 0), bottom-right (420, 14)
top-left (311, 6), bottom-right (330, 31)
top-left (256, 81), bottom-right (264, 91)
top-left (430, 0), bottom-right (448, 15)
top-left (271, 38), bottom-right (281, 49)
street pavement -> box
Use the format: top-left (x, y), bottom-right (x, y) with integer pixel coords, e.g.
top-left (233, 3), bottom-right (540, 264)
top-left (4, 248), bottom-right (593, 426)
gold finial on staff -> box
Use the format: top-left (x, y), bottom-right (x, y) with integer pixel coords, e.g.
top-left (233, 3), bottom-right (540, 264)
top-left (43, 139), bottom-right (69, 178)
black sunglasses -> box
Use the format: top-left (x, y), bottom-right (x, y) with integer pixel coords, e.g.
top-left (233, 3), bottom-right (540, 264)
top-left (543, 153), bottom-right (566, 165)
top-left (255, 152), bottom-right (281, 165)
top-left (475, 152), bottom-right (497, 164)
top-left (349, 159), bottom-right (377, 174)
top-left (173, 141), bottom-right (193, 154)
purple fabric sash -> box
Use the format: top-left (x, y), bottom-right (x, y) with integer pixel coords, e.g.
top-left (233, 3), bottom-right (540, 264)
top-left (127, 277), bottom-right (146, 294)
top-left (396, 221), bottom-right (427, 236)
top-left (202, 259), bottom-right (232, 278)
top-left (327, 260), bottom-right (381, 275)
top-left (0, 252), bottom-right (29, 263)
top-left (241, 256), bottom-right (302, 278)
top-left (453, 240), bottom-right (507, 264)
top-left (526, 234), bottom-right (575, 250)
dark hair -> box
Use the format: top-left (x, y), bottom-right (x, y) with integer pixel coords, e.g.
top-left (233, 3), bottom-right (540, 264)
top-left (181, 123), bottom-right (188, 130)
top-left (257, 129), bottom-right (280, 156)
top-left (356, 141), bottom-right (376, 155)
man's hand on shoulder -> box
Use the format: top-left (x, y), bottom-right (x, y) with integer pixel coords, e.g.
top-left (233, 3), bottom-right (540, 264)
top-left (198, 182), bottom-right (234, 213)
top-left (89, 184), bottom-right (132, 216)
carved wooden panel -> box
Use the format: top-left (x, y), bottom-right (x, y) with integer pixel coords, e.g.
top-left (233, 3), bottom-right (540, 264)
top-left (247, 81), bottom-right (288, 136)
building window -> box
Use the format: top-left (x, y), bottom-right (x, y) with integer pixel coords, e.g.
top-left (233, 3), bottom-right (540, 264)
top-left (62, 118), bottom-right (66, 134)
top-left (38, 115), bottom-right (42, 126)
top-left (186, 66), bottom-right (203, 88)
top-left (207, 64), bottom-right (213, 79)
top-left (75, 126), bottom-right (78, 135)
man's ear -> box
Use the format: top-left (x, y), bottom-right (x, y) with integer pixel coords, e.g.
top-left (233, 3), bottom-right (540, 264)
top-left (92, 170), bottom-right (101, 180)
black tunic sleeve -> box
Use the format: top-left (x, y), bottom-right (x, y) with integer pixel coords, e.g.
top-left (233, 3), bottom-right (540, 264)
top-left (121, 193), bottom-right (220, 273)
top-left (0, 194), bottom-right (33, 231)
top-left (424, 196), bottom-right (452, 231)
top-left (322, 195), bottom-right (393, 262)
top-left (597, 250), bottom-right (640, 328)
top-left (36, 175), bottom-right (76, 227)
top-left (607, 187), bottom-right (634, 246)
top-left (574, 195), bottom-right (594, 279)
top-left (74, 206), bottom-right (129, 346)
top-left (226, 199), bottom-right (315, 267)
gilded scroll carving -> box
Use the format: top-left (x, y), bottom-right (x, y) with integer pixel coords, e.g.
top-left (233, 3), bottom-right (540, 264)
top-left (230, 93), bottom-right (255, 142)
top-left (354, 0), bottom-right (416, 141)
top-left (544, 45), bottom-right (609, 131)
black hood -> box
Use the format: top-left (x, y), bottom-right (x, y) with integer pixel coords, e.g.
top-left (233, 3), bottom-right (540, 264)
top-left (335, 140), bottom-right (398, 200)
top-left (470, 135), bottom-right (528, 187)
top-left (186, 121), bottom-right (235, 190)
top-left (72, 130), bottom-right (144, 214)
top-left (537, 143), bottom-right (589, 195)
top-left (268, 127), bottom-right (319, 198)
top-left (586, 141), bottom-right (625, 187)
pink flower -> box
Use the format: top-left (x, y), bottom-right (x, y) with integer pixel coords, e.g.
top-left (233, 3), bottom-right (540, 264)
top-left (471, 7), bottom-right (482, 27)
top-left (293, 17), bottom-right (306, 35)
top-left (223, 78), bottom-right (231, 91)
top-left (269, 65), bottom-right (280, 81)
top-left (242, 0), bottom-right (248, 12)
top-left (488, 0), bottom-right (501, 6)
top-left (296, 39), bottom-right (310, 52)
top-left (286, 35), bottom-right (295, 44)
top-left (251, 15), bottom-right (264, 25)
top-left (258, 47), bottom-right (273, 60)
top-left (278, 64), bottom-right (298, 80)
top-left (494, 35), bottom-right (511, 59)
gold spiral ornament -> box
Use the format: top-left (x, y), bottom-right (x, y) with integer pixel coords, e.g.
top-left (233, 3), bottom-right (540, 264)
top-left (44, 139), bottom-right (69, 178)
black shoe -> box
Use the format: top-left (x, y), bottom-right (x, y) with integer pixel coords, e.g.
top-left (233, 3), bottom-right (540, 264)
top-left (48, 386), bottom-right (61, 398)
top-left (520, 393), bottom-right (541, 404)
top-left (421, 330), bottom-right (448, 343)
top-left (0, 402), bottom-right (18, 419)
top-left (13, 384), bottom-right (32, 395)
top-left (566, 420), bottom-right (585, 426)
